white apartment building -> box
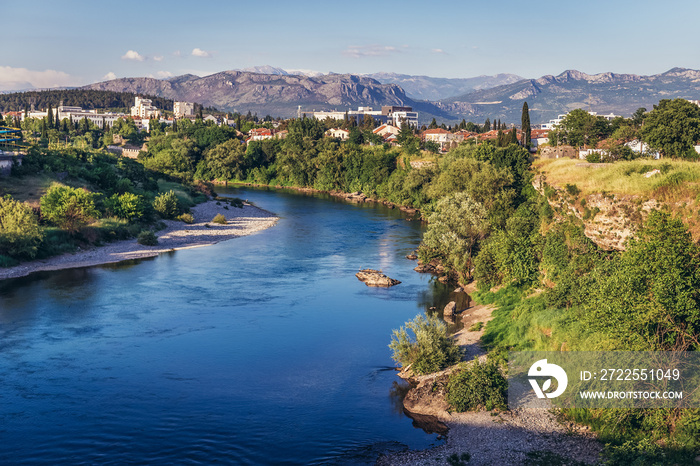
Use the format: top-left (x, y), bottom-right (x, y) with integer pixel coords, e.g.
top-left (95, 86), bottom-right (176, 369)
top-left (541, 111), bottom-right (620, 130)
top-left (174, 101), bottom-right (194, 118)
top-left (131, 97), bottom-right (160, 119)
top-left (312, 105), bottom-right (419, 128)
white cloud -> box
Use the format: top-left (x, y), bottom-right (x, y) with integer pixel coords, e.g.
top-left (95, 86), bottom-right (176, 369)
top-left (156, 71), bottom-right (173, 78)
top-left (432, 48), bottom-right (447, 55)
top-left (173, 50), bottom-right (182, 57)
top-left (121, 50), bottom-right (145, 61)
top-left (153, 55), bottom-right (164, 62)
top-left (342, 45), bottom-right (401, 58)
top-left (0, 66), bottom-right (79, 91)
top-left (102, 71), bottom-right (117, 81)
top-left (191, 48), bottom-right (212, 58)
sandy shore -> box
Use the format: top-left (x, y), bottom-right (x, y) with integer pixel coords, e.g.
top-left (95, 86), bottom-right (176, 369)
top-left (0, 200), bottom-right (278, 281)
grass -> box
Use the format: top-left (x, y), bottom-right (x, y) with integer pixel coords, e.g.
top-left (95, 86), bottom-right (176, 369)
top-left (0, 173), bottom-right (58, 204)
top-left (534, 158), bottom-right (700, 197)
top-left (157, 180), bottom-right (207, 209)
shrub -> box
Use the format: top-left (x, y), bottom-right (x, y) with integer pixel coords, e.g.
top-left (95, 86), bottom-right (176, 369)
top-left (586, 152), bottom-right (602, 163)
top-left (212, 213), bottom-right (227, 224)
top-left (104, 192), bottom-right (148, 222)
top-left (564, 183), bottom-right (581, 197)
top-left (152, 190), bottom-right (180, 219)
top-left (389, 314), bottom-right (463, 375)
top-left (178, 213), bottom-right (194, 224)
top-left (0, 254), bottom-right (19, 267)
top-left (468, 322), bottom-right (484, 331)
top-left (446, 358), bottom-right (507, 412)
top-left (40, 184), bottom-right (98, 234)
top-left (137, 230), bottom-right (158, 246)
top-left (0, 195), bottom-right (44, 258)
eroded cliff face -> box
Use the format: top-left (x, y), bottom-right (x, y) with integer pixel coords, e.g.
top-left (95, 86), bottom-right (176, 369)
top-left (533, 176), bottom-right (661, 251)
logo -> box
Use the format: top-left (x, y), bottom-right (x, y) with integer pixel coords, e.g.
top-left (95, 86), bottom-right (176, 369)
top-left (528, 359), bottom-right (568, 399)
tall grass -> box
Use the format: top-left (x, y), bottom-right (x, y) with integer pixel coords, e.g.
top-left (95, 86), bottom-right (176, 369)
top-left (534, 158), bottom-right (700, 196)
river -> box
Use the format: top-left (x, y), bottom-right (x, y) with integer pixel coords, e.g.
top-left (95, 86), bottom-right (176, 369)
top-left (0, 187), bottom-right (459, 465)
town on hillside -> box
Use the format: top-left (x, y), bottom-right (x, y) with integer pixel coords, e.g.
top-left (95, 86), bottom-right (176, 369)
top-left (6, 95), bottom-right (700, 172)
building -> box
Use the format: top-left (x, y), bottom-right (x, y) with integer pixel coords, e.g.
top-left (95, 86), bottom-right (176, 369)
top-left (541, 111), bottom-right (620, 129)
top-left (174, 101), bottom-right (194, 118)
top-left (372, 124), bottom-right (400, 137)
top-left (382, 106), bottom-right (418, 128)
top-left (131, 97), bottom-right (160, 119)
top-left (326, 128), bottom-right (350, 140)
top-left (422, 128), bottom-right (456, 151)
top-left (312, 105), bottom-right (419, 128)
top-left (246, 128), bottom-right (274, 143)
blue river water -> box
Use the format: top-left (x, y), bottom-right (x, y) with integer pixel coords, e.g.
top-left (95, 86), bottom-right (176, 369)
top-left (0, 187), bottom-right (459, 465)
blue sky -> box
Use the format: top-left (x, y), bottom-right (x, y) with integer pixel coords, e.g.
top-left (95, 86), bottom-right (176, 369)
top-left (2, 0), bottom-right (699, 90)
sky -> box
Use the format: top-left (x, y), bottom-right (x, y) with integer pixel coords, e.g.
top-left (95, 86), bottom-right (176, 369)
top-left (2, 0), bottom-right (700, 91)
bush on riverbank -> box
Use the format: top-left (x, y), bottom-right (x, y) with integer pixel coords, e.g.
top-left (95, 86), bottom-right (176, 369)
top-left (137, 230), bottom-right (158, 246)
top-left (446, 357), bottom-right (507, 412)
top-left (389, 314), bottom-right (463, 375)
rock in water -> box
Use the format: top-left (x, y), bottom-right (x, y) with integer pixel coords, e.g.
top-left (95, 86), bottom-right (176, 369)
top-left (355, 269), bottom-right (401, 287)
top-left (443, 301), bottom-right (457, 317)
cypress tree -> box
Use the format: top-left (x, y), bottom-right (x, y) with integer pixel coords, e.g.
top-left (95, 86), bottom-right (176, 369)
top-left (484, 118), bottom-right (491, 132)
top-left (41, 119), bottom-right (47, 139)
top-left (521, 101), bottom-right (531, 149)
top-left (46, 103), bottom-right (53, 127)
top-left (510, 128), bottom-right (518, 144)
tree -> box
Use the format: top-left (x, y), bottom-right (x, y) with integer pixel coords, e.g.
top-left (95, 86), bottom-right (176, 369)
top-left (483, 118), bottom-right (491, 132)
top-left (585, 211), bottom-right (700, 350)
top-left (640, 98), bottom-right (700, 158)
top-left (396, 121), bottom-right (415, 146)
top-left (631, 107), bottom-right (647, 127)
top-left (46, 103), bottom-right (53, 127)
top-left (0, 195), bottom-right (43, 258)
top-left (428, 118), bottom-right (438, 129)
top-left (40, 184), bottom-right (99, 234)
top-left (521, 102), bottom-right (531, 149)
top-left (152, 190), bottom-right (180, 219)
top-left (422, 192), bottom-right (490, 281)
top-left (104, 192), bottom-right (148, 222)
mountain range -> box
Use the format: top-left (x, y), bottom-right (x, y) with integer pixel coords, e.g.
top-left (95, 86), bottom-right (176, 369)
top-left (82, 71), bottom-right (452, 120)
top-left (81, 67), bottom-right (700, 124)
top-left (438, 68), bottom-right (700, 123)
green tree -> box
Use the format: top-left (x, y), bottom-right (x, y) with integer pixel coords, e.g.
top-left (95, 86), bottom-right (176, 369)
top-left (46, 103), bottom-right (53, 127)
top-left (521, 102), bottom-right (531, 149)
top-left (585, 211), bottom-right (700, 350)
top-left (483, 118), bottom-right (491, 132)
top-left (389, 314), bottom-right (463, 375)
top-left (422, 192), bottom-right (490, 280)
top-left (0, 195), bottom-right (43, 258)
top-left (104, 192), bottom-right (148, 222)
top-left (152, 190), bottom-right (181, 219)
top-left (428, 118), bottom-right (438, 129)
top-left (640, 98), bottom-right (700, 158)
top-left (40, 184), bottom-right (99, 234)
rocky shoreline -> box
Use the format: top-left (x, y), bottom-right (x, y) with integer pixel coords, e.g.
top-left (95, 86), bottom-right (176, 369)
top-left (379, 268), bottom-right (602, 465)
top-left (0, 200), bottom-right (278, 281)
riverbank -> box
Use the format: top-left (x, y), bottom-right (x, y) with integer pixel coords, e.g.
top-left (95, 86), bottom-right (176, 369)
top-left (380, 282), bottom-right (602, 465)
top-left (218, 181), bottom-right (421, 217)
top-left (0, 200), bottom-right (278, 281)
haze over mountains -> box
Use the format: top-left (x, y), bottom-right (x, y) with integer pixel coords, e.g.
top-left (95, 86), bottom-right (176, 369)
top-left (79, 67), bottom-right (700, 124)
